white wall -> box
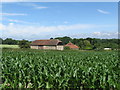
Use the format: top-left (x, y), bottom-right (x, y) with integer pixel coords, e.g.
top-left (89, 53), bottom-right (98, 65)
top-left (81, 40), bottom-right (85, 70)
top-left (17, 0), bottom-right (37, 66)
top-left (31, 45), bottom-right (64, 50)
top-left (30, 46), bottom-right (38, 49)
top-left (43, 46), bottom-right (56, 50)
top-left (57, 46), bottom-right (64, 50)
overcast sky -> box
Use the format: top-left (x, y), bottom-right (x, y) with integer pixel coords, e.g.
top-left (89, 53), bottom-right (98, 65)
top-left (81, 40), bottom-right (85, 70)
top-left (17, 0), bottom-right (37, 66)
top-left (0, 2), bottom-right (118, 40)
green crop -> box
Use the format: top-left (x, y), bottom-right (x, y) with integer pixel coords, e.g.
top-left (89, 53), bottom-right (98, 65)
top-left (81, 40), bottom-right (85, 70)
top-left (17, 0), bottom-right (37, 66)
top-left (1, 49), bottom-right (120, 89)
top-left (0, 45), bottom-right (19, 49)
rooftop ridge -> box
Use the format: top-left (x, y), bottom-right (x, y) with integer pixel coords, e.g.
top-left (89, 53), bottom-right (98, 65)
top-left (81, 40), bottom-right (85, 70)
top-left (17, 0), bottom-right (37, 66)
top-left (31, 39), bottom-right (62, 46)
top-left (35, 39), bottom-right (59, 41)
top-left (65, 42), bottom-right (79, 49)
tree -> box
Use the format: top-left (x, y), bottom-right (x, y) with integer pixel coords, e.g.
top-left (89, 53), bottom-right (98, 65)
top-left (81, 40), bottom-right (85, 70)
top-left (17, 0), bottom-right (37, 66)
top-left (0, 38), bottom-right (3, 44)
top-left (77, 40), bottom-right (84, 49)
top-left (83, 40), bottom-right (93, 50)
top-left (3, 38), bottom-right (17, 45)
top-left (18, 40), bottom-right (30, 48)
top-left (50, 38), bottom-right (53, 39)
top-left (55, 36), bottom-right (72, 45)
top-left (71, 38), bottom-right (80, 44)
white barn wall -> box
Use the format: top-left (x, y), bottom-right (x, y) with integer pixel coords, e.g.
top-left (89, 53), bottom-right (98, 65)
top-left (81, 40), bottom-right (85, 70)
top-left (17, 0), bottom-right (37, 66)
top-left (30, 46), bottom-right (38, 49)
top-left (43, 46), bottom-right (56, 50)
top-left (56, 46), bottom-right (64, 50)
top-left (30, 45), bottom-right (64, 50)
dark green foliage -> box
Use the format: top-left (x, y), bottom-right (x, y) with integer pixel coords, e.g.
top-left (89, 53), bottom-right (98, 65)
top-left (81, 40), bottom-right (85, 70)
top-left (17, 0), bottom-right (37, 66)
top-left (1, 37), bottom-right (119, 50)
top-left (0, 38), bottom-right (3, 44)
top-left (54, 37), bottom-right (119, 50)
top-left (18, 40), bottom-right (30, 48)
top-left (64, 46), bottom-right (70, 50)
top-left (71, 38), bottom-right (119, 50)
top-left (82, 40), bottom-right (93, 50)
top-left (2, 38), bottom-right (18, 45)
top-left (55, 36), bottom-right (72, 45)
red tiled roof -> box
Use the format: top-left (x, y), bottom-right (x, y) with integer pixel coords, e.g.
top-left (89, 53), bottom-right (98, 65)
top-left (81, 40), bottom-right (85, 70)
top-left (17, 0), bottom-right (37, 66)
top-left (31, 39), bottom-right (62, 46)
top-left (65, 42), bottom-right (79, 49)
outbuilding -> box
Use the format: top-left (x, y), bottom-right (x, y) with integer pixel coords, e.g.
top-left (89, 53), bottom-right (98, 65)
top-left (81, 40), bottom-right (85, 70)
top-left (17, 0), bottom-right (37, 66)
top-left (30, 39), bottom-right (64, 50)
top-left (65, 42), bottom-right (79, 50)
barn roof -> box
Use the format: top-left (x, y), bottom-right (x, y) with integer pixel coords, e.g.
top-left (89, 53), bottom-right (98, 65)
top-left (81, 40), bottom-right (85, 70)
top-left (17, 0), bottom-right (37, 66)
top-left (65, 42), bottom-right (79, 49)
top-left (31, 39), bottom-right (62, 46)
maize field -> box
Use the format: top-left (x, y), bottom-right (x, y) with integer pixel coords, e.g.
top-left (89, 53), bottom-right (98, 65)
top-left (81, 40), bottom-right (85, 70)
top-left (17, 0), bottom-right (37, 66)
top-left (1, 49), bottom-right (120, 89)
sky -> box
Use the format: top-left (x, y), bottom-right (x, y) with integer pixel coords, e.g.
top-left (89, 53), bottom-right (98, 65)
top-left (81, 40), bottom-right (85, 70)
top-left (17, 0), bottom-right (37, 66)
top-left (1, 0), bottom-right (119, 2)
top-left (0, 2), bottom-right (119, 40)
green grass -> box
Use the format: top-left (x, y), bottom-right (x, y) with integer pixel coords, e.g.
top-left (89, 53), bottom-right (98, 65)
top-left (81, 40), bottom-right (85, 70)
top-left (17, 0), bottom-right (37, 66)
top-left (1, 49), bottom-right (120, 89)
top-left (0, 44), bottom-right (19, 48)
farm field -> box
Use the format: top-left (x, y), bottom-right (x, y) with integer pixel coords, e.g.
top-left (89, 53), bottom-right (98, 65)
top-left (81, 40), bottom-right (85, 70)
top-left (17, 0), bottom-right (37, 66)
top-left (0, 44), bottom-right (19, 49)
top-left (1, 49), bottom-right (120, 89)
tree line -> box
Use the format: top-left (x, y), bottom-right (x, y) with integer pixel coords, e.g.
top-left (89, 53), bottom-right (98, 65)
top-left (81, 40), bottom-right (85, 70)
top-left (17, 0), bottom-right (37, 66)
top-left (0, 37), bottom-right (119, 50)
top-left (55, 36), bottom-right (119, 50)
top-left (0, 38), bottom-right (31, 48)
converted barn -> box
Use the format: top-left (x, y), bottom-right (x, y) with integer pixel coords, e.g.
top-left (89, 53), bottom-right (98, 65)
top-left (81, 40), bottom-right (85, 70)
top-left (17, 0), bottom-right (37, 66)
top-left (30, 39), bottom-right (64, 50)
top-left (65, 42), bottom-right (79, 50)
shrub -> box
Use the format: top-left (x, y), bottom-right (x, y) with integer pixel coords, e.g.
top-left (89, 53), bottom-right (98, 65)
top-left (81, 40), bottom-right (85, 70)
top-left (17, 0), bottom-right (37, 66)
top-left (18, 40), bottom-right (30, 48)
top-left (64, 46), bottom-right (70, 50)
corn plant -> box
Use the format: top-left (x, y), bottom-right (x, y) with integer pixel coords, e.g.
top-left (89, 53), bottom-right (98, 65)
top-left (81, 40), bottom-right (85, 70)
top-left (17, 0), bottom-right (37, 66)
top-left (1, 49), bottom-right (120, 89)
